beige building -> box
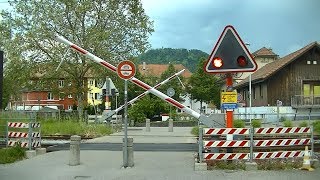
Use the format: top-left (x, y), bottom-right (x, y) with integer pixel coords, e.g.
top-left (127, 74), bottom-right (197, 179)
top-left (235, 47), bottom-right (278, 82)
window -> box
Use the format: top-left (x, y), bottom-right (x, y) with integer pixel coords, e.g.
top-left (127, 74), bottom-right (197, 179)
top-left (304, 84), bottom-right (310, 96)
top-left (90, 93), bottom-right (94, 99)
top-left (307, 61), bottom-right (311, 65)
top-left (68, 94), bottom-right (72, 98)
top-left (259, 84), bottom-right (263, 98)
top-left (94, 93), bottom-right (100, 100)
top-left (47, 92), bottom-right (54, 100)
top-left (243, 89), bottom-right (246, 100)
top-left (313, 61), bottom-right (317, 65)
top-left (253, 86), bottom-right (256, 99)
top-left (58, 80), bottom-right (64, 88)
top-left (68, 105), bottom-right (73, 110)
top-left (89, 80), bottom-right (94, 86)
top-left (59, 93), bottom-right (65, 100)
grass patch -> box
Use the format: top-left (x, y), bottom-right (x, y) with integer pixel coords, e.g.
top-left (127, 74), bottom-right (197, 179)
top-left (40, 119), bottom-right (115, 137)
top-left (0, 145), bottom-right (25, 164)
top-left (233, 120), bottom-right (245, 128)
top-left (283, 120), bottom-right (293, 127)
top-left (207, 160), bottom-right (246, 170)
top-left (256, 158), bottom-right (303, 170)
top-left (191, 126), bottom-right (199, 136)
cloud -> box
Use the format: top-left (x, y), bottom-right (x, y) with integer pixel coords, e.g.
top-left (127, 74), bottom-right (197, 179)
top-left (142, 0), bottom-right (320, 57)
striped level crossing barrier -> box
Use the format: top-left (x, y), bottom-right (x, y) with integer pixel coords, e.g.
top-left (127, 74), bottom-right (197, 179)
top-left (203, 128), bottom-right (249, 135)
top-left (7, 140), bottom-right (41, 148)
top-left (254, 138), bottom-right (310, 147)
top-left (254, 127), bottom-right (310, 134)
top-left (8, 131), bottom-right (41, 138)
top-left (204, 153), bottom-right (249, 160)
top-left (204, 140), bottom-right (250, 148)
top-left (8, 122), bottom-right (41, 128)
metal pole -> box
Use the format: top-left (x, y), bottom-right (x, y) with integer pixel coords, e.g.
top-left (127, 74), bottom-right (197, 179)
top-left (311, 125), bottom-right (314, 158)
top-left (5, 120), bottom-right (8, 147)
top-left (28, 121), bottom-right (32, 150)
top-left (116, 94), bottom-right (118, 122)
top-left (249, 74), bottom-right (252, 125)
top-left (198, 127), bottom-right (203, 162)
top-left (277, 101), bottom-right (280, 127)
top-left (250, 126), bottom-right (254, 162)
top-left (123, 80), bottom-right (128, 167)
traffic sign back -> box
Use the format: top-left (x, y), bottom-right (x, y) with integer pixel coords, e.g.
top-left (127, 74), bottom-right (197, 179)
top-left (204, 25), bottom-right (258, 73)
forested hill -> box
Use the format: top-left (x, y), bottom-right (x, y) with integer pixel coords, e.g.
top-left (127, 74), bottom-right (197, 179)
top-left (137, 48), bottom-right (209, 72)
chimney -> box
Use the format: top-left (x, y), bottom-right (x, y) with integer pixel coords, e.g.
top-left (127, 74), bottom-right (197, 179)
top-left (143, 62), bottom-right (146, 70)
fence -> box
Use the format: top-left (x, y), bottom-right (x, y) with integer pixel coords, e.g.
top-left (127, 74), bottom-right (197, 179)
top-left (198, 127), bottom-right (313, 162)
top-left (0, 111), bottom-right (41, 150)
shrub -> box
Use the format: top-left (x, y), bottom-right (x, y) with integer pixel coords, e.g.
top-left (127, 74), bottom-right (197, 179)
top-left (283, 120), bottom-right (292, 127)
top-left (207, 160), bottom-right (246, 170)
top-left (313, 120), bottom-right (320, 134)
top-left (251, 119), bottom-right (262, 128)
top-left (299, 121), bottom-right (308, 127)
top-left (233, 120), bottom-right (245, 128)
top-left (191, 126), bottom-right (199, 136)
top-left (0, 145), bottom-right (25, 164)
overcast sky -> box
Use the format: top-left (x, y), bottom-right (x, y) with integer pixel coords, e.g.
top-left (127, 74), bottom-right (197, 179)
top-left (141, 0), bottom-right (320, 57)
top-left (1, 0), bottom-right (319, 57)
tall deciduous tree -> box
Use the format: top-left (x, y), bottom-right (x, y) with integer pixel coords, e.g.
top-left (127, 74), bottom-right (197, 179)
top-left (187, 58), bottom-right (222, 112)
top-left (0, 0), bottom-right (154, 115)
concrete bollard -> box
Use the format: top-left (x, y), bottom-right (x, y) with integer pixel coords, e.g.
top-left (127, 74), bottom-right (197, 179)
top-left (36, 148), bottom-right (46, 155)
top-left (69, 135), bottom-right (81, 166)
top-left (146, 119), bottom-right (150, 132)
top-left (123, 137), bottom-right (134, 167)
top-left (130, 120), bottom-right (134, 127)
top-left (168, 118), bottom-right (173, 132)
top-left (25, 150), bottom-right (36, 159)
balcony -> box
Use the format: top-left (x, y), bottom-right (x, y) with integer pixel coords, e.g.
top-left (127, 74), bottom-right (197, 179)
top-left (291, 95), bottom-right (320, 108)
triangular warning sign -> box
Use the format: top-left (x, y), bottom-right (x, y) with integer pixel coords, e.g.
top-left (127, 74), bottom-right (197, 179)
top-left (204, 25), bottom-right (257, 73)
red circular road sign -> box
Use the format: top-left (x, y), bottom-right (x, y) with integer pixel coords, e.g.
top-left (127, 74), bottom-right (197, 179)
top-left (117, 60), bottom-right (136, 80)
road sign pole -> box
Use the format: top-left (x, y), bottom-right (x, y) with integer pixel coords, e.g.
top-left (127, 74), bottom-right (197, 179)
top-left (123, 79), bottom-right (128, 168)
top-left (226, 74), bottom-right (233, 154)
top-left (226, 74), bottom-right (233, 128)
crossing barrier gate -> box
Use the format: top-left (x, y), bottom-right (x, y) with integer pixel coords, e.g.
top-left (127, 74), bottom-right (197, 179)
top-left (198, 127), bottom-right (313, 162)
top-left (6, 122), bottom-right (41, 150)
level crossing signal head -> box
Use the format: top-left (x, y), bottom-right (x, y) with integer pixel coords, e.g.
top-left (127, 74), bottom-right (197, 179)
top-left (204, 25), bottom-right (258, 74)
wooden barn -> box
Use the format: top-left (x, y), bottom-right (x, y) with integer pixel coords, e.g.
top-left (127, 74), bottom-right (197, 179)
top-left (235, 42), bottom-right (320, 109)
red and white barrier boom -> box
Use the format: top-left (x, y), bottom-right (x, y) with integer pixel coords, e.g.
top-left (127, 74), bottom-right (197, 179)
top-left (55, 35), bottom-right (216, 122)
top-left (103, 69), bottom-right (185, 120)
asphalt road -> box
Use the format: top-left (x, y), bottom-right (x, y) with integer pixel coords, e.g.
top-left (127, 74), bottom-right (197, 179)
top-left (47, 142), bottom-right (198, 152)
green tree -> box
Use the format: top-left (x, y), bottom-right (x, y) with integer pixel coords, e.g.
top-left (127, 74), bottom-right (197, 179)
top-left (137, 48), bottom-right (208, 72)
top-left (187, 58), bottom-right (222, 112)
top-left (0, 0), bottom-right (154, 115)
top-left (158, 63), bottom-right (185, 101)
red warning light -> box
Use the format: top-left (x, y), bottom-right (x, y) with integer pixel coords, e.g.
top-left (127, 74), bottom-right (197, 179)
top-left (237, 56), bottom-right (247, 67)
top-left (212, 57), bottom-right (223, 68)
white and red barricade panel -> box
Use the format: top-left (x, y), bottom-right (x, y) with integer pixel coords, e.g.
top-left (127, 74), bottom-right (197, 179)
top-left (204, 140), bottom-right (249, 148)
top-left (203, 128), bottom-right (249, 135)
top-left (204, 153), bottom-right (249, 160)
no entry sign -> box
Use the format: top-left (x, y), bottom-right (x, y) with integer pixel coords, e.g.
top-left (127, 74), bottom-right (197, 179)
top-left (117, 60), bottom-right (136, 80)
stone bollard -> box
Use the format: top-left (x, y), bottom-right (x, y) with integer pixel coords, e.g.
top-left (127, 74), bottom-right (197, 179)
top-left (168, 118), bottom-right (173, 132)
top-left (146, 119), bottom-right (150, 132)
top-left (36, 148), bottom-right (46, 155)
top-left (123, 137), bottom-right (134, 167)
top-left (25, 150), bottom-right (36, 159)
top-left (130, 120), bottom-right (135, 127)
top-left (69, 135), bottom-right (81, 166)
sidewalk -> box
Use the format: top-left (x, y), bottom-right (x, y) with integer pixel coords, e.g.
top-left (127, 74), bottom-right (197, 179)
top-left (86, 127), bottom-right (197, 144)
top-left (1, 127), bottom-right (320, 180)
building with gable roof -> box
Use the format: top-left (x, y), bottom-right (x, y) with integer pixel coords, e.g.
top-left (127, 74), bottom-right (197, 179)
top-left (235, 42), bottom-right (320, 108)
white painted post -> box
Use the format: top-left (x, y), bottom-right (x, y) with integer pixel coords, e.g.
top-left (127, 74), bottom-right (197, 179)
top-left (69, 135), bottom-right (81, 166)
top-left (168, 118), bottom-right (173, 132)
top-left (146, 119), bottom-right (150, 132)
